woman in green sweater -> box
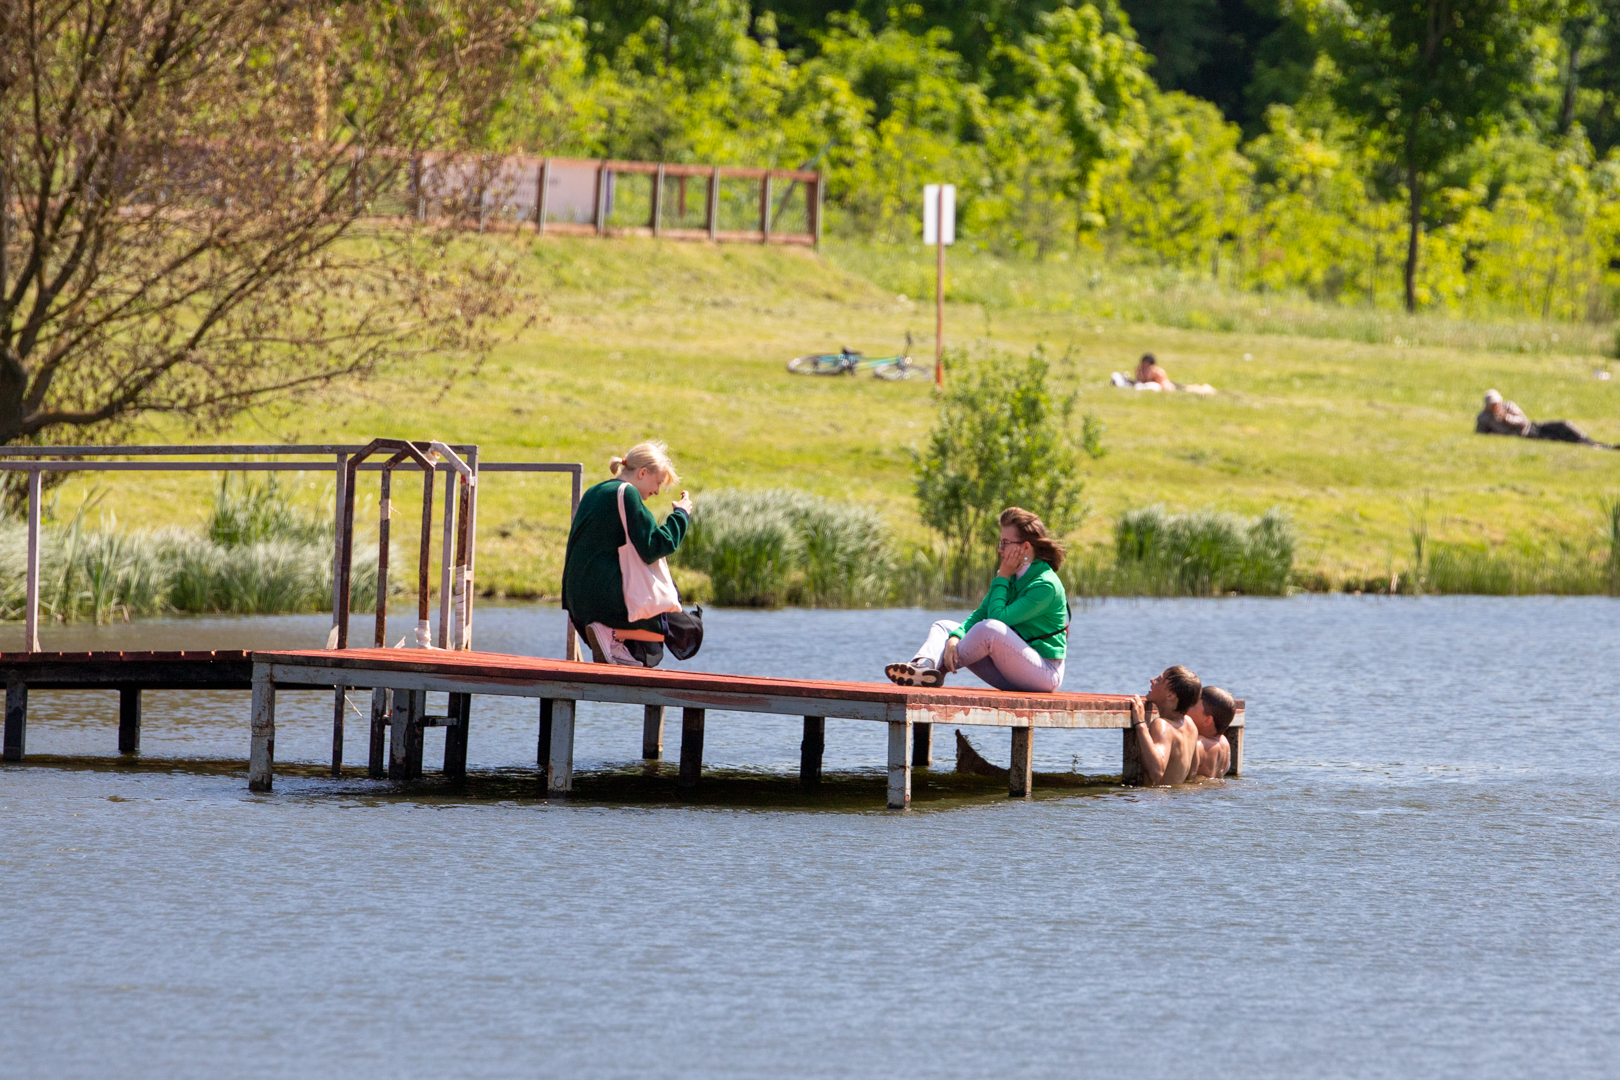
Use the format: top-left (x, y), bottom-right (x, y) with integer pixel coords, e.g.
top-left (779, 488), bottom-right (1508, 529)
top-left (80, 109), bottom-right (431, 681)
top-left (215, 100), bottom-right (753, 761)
top-left (562, 441), bottom-right (693, 666)
top-left (885, 507), bottom-right (1068, 692)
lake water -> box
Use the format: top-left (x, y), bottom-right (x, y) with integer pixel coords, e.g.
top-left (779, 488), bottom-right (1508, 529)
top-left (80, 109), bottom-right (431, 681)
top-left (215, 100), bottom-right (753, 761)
top-left (3, 597), bottom-right (1617, 1078)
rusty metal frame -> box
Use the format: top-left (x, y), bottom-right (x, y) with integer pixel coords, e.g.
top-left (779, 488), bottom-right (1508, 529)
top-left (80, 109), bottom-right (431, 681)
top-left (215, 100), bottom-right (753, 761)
top-left (335, 438), bottom-right (438, 651)
top-left (0, 446), bottom-right (583, 661)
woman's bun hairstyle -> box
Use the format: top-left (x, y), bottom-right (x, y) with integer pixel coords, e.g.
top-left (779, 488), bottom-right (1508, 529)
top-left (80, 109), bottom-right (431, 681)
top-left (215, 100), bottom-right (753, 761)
top-left (608, 441), bottom-right (680, 486)
top-left (998, 506), bottom-right (1065, 570)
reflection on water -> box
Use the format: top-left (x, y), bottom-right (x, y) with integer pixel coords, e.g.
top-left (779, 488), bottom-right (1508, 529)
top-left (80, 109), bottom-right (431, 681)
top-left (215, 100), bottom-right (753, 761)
top-left (2, 597), bottom-right (1618, 1078)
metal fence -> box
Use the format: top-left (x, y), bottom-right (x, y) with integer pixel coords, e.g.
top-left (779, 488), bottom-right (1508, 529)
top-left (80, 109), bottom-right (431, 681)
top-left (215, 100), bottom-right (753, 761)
top-left (394, 153), bottom-right (822, 245)
top-left (0, 444), bottom-right (583, 660)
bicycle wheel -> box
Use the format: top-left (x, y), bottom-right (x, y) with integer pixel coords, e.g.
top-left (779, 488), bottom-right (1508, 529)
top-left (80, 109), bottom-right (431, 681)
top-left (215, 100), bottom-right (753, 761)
top-left (788, 353), bottom-right (862, 375)
top-left (871, 357), bottom-right (916, 380)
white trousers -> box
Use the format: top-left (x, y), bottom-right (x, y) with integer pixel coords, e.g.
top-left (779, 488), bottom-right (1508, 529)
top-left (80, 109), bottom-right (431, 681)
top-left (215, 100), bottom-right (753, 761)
top-left (912, 618), bottom-right (1065, 693)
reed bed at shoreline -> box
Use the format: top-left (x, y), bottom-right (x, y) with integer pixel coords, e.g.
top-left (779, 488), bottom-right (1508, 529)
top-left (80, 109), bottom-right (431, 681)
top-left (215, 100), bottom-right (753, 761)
top-left (0, 478), bottom-right (383, 623)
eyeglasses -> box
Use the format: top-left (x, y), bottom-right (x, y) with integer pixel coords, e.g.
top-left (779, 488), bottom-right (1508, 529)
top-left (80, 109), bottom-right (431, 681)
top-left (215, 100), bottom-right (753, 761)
top-left (996, 539), bottom-right (1029, 550)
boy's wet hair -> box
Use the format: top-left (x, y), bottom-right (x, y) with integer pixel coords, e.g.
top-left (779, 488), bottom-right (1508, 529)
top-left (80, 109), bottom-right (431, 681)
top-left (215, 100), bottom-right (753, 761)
top-left (1199, 686), bottom-right (1236, 735)
top-left (1163, 665), bottom-right (1201, 714)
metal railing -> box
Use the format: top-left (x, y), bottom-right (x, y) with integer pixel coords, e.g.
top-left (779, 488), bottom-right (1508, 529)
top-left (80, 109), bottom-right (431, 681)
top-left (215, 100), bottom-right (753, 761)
top-left (0, 444), bottom-right (583, 659)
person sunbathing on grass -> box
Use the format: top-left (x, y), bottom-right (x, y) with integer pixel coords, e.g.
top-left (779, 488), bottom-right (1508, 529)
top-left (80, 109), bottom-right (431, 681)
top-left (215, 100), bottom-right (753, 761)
top-left (1476, 389), bottom-right (1611, 448)
top-left (884, 508), bottom-right (1068, 693)
top-left (1129, 665), bottom-right (1203, 785)
top-left (1110, 353), bottom-right (1216, 396)
top-left (1188, 685), bottom-right (1236, 780)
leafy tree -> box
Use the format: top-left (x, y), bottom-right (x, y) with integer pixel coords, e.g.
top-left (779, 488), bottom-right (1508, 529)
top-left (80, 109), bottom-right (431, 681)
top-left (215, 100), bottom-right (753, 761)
top-left (1320, 0), bottom-right (1547, 311)
top-left (1117, 0), bottom-right (1316, 135)
top-left (0, 0), bottom-right (538, 446)
top-left (913, 349), bottom-right (1102, 592)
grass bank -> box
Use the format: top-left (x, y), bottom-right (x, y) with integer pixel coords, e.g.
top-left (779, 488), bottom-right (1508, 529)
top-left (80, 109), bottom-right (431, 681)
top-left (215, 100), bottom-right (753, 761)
top-left (37, 233), bottom-right (1620, 601)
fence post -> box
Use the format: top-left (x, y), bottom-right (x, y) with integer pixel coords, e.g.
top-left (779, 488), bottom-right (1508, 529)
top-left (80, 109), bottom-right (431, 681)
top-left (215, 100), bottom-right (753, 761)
top-left (760, 170), bottom-right (772, 243)
top-left (25, 467), bottom-right (40, 653)
top-left (595, 161), bottom-right (608, 236)
top-left (812, 173), bottom-right (823, 250)
top-left (537, 158), bottom-right (550, 235)
top-left (652, 163), bottom-right (664, 236)
top-left (707, 166), bottom-right (720, 242)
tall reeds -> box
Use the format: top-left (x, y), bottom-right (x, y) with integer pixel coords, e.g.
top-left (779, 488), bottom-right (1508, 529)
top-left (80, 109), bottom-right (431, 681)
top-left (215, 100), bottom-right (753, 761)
top-left (1069, 505), bottom-right (1297, 597)
top-left (0, 476), bottom-right (381, 623)
top-left (677, 489), bottom-right (893, 607)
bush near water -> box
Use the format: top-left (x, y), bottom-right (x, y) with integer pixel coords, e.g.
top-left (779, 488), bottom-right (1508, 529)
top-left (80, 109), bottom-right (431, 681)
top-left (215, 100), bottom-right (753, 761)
top-left (0, 477), bottom-right (382, 623)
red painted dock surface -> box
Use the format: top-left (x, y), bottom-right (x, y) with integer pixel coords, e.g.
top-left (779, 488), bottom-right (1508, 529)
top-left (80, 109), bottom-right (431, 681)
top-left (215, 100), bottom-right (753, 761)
top-left (256, 647), bottom-right (1142, 719)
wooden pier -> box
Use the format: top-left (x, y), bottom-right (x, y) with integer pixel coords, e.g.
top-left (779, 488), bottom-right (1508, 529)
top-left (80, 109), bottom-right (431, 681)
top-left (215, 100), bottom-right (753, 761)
top-left (2, 649), bottom-right (1244, 807)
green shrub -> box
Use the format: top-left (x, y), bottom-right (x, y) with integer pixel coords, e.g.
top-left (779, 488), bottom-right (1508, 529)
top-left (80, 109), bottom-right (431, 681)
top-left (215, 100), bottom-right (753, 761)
top-left (208, 473), bottom-right (329, 547)
top-left (1096, 505), bottom-right (1296, 596)
top-left (678, 488), bottom-right (893, 607)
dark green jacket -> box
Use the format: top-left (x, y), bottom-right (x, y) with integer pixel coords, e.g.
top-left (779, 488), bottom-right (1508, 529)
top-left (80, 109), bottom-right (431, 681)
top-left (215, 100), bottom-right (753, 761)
top-left (561, 480), bottom-right (689, 631)
top-left (952, 560), bottom-right (1068, 659)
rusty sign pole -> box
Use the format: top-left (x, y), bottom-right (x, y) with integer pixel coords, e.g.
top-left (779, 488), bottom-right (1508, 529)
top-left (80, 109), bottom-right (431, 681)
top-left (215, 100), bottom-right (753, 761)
top-left (925, 183), bottom-right (954, 390)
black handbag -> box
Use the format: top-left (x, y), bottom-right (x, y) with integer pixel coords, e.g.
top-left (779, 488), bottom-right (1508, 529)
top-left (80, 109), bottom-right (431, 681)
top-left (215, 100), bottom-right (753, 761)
top-left (661, 606), bottom-right (704, 661)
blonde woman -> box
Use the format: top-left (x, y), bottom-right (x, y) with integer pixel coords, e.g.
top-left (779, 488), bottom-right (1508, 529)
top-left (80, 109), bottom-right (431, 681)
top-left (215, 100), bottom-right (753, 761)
top-left (562, 441), bottom-right (693, 666)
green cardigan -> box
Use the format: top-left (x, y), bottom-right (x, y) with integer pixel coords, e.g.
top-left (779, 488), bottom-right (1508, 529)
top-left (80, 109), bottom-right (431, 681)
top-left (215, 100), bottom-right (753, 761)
top-left (951, 560), bottom-right (1069, 659)
top-left (561, 480), bottom-right (689, 631)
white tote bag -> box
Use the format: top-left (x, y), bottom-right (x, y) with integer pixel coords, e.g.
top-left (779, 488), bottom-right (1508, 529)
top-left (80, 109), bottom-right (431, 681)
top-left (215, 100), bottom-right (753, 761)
top-left (617, 482), bottom-right (681, 623)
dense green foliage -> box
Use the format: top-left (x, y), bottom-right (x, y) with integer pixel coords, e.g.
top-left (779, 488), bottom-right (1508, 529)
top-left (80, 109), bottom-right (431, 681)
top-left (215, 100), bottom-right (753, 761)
top-left (498, 0), bottom-right (1620, 323)
top-left (912, 349), bottom-right (1101, 588)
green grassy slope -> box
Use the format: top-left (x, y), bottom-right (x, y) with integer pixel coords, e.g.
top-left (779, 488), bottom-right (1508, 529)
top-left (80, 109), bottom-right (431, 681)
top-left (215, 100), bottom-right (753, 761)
top-left (54, 234), bottom-right (1620, 597)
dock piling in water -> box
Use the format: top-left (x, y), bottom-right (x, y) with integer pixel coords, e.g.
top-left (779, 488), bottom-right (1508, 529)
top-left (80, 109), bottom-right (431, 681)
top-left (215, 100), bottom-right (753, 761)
top-left (4, 680), bottom-right (26, 762)
top-left (248, 666), bottom-right (274, 792)
top-left (546, 699), bottom-right (576, 794)
top-left (118, 688), bottom-right (141, 754)
top-left (887, 719), bottom-right (911, 809)
top-left (1009, 727), bottom-right (1032, 798)
top-left (800, 716), bottom-right (824, 785)
top-left (912, 721), bottom-right (933, 767)
top-left (642, 704), bottom-right (664, 759)
top-left (679, 708), bottom-right (705, 788)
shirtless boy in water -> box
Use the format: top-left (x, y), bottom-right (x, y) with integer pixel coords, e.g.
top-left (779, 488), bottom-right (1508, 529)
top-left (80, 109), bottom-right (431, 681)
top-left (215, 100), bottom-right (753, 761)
top-left (1187, 685), bottom-right (1236, 779)
top-left (1130, 665), bottom-right (1202, 785)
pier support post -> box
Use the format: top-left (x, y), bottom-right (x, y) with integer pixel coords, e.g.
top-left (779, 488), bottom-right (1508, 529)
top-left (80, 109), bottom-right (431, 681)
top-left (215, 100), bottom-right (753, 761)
top-left (330, 687), bottom-right (346, 776)
top-left (642, 704), bottom-right (664, 760)
top-left (390, 689), bottom-right (425, 780)
top-left (547, 699), bottom-right (576, 795)
top-left (249, 666), bottom-right (275, 792)
top-left (118, 688), bottom-right (141, 754)
top-left (679, 707), bottom-right (705, 789)
top-left (887, 719), bottom-right (912, 809)
top-left (3, 680), bottom-right (26, 762)
top-left (443, 692), bottom-right (471, 778)
top-left (1226, 718), bottom-right (1244, 777)
top-left (538, 698), bottom-right (553, 768)
top-left (369, 688), bottom-right (389, 779)
top-left (1121, 708), bottom-right (1145, 786)
top-left (800, 716), bottom-right (824, 786)
top-left (1009, 726), bottom-right (1033, 798)
top-left (912, 721), bottom-right (932, 767)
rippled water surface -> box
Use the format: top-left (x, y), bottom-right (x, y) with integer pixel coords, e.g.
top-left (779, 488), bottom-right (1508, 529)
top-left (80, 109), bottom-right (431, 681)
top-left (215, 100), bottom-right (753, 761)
top-left (3, 597), bottom-right (1618, 1079)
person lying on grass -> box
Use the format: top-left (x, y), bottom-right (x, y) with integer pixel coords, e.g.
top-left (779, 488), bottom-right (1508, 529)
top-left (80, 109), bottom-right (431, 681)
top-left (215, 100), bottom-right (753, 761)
top-left (1130, 665), bottom-right (1203, 785)
top-left (1110, 353), bottom-right (1216, 396)
top-left (1476, 389), bottom-right (1611, 448)
top-left (1188, 685), bottom-right (1236, 780)
top-left (885, 507), bottom-right (1068, 693)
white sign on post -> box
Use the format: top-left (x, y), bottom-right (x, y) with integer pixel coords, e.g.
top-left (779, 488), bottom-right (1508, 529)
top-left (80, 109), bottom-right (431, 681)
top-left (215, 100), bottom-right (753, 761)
top-left (923, 184), bottom-right (955, 245)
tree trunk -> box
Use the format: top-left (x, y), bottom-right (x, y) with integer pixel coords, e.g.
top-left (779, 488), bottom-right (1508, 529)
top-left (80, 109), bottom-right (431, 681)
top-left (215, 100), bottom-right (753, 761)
top-left (1404, 162), bottom-right (1421, 314)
